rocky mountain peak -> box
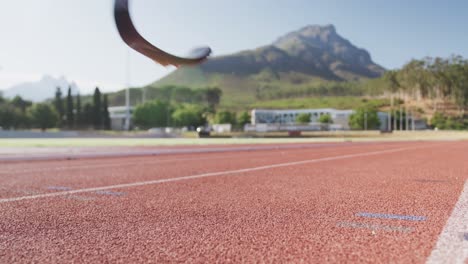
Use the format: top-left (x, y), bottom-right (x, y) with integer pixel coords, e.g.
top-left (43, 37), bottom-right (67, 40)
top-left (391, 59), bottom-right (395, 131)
top-left (158, 24), bottom-right (385, 90)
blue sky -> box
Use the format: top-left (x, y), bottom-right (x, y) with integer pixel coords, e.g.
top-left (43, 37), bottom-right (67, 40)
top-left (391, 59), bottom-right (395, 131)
top-left (0, 0), bottom-right (467, 94)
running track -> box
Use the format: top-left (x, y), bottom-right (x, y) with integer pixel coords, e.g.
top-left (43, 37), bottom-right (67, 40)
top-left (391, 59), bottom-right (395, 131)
top-left (0, 141), bottom-right (467, 263)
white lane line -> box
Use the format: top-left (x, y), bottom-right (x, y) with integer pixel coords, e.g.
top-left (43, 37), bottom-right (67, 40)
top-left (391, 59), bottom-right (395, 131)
top-left (426, 180), bottom-right (468, 264)
top-left (0, 143), bottom-right (392, 175)
top-left (0, 146), bottom-right (428, 204)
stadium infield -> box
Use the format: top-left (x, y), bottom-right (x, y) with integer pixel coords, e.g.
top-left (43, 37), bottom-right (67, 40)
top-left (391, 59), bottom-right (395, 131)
top-left (0, 141), bottom-right (467, 263)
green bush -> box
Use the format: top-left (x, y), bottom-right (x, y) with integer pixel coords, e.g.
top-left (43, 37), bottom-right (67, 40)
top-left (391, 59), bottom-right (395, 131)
top-left (296, 113), bottom-right (311, 124)
top-left (431, 112), bottom-right (468, 130)
top-left (133, 100), bottom-right (171, 129)
top-left (349, 107), bottom-right (381, 130)
top-left (237, 111), bottom-right (251, 127)
top-left (319, 114), bottom-right (333, 124)
top-left (214, 111), bottom-right (237, 125)
top-left (171, 104), bottom-right (206, 128)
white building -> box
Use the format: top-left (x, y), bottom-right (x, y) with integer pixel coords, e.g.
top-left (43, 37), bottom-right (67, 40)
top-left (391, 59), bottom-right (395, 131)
top-left (108, 106), bottom-right (134, 131)
top-left (249, 108), bottom-right (390, 131)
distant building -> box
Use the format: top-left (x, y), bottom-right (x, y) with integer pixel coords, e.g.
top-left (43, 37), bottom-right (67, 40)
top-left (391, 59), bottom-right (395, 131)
top-left (212, 124), bottom-right (232, 133)
top-left (249, 108), bottom-right (390, 131)
top-left (108, 106), bottom-right (134, 131)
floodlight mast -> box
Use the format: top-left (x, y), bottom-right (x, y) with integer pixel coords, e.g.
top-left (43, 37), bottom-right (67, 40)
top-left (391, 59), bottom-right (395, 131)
top-left (124, 50), bottom-right (131, 131)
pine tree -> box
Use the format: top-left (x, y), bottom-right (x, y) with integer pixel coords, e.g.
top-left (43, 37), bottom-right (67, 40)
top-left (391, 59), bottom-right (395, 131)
top-left (83, 103), bottom-right (93, 129)
top-left (102, 94), bottom-right (111, 130)
top-left (93, 87), bottom-right (102, 129)
top-left (53, 87), bottom-right (64, 128)
top-left (75, 93), bottom-right (82, 129)
top-left (66, 86), bottom-right (74, 129)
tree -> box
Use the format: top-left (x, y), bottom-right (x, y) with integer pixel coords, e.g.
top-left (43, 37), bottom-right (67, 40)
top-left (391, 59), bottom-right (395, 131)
top-left (431, 112), bottom-right (446, 129)
top-left (449, 61), bottom-right (468, 115)
top-left (93, 87), bottom-right (102, 129)
top-left (155, 85), bottom-right (174, 102)
top-left (83, 103), bottom-right (93, 129)
top-left (296, 113), bottom-right (311, 124)
top-left (318, 114), bottom-right (333, 124)
top-left (54, 87), bottom-right (64, 128)
top-left (237, 111), bottom-right (251, 127)
top-left (383, 70), bottom-right (401, 94)
top-left (133, 100), bottom-right (170, 129)
top-left (171, 104), bottom-right (205, 128)
top-left (75, 93), bottom-right (82, 129)
top-left (171, 86), bottom-right (195, 103)
top-left (1, 96), bottom-right (31, 129)
top-left (27, 103), bottom-right (58, 131)
top-left (349, 107), bottom-right (381, 130)
top-left (202, 87), bottom-right (222, 111)
top-left (11, 96), bottom-right (32, 113)
top-left (66, 86), bottom-right (74, 129)
top-left (430, 112), bottom-right (467, 130)
top-left (0, 104), bottom-right (22, 129)
top-left (214, 111), bottom-right (237, 125)
top-left (102, 94), bottom-right (111, 130)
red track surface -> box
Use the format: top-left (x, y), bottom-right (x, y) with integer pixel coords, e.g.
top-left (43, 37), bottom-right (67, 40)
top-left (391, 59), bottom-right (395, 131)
top-left (0, 141), bottom-right (467, 263)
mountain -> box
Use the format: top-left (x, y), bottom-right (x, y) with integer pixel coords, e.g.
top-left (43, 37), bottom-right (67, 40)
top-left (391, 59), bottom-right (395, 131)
top-left (4, 75), bottom-right (80, 102)
top-left (272, 24), bottom-right (385, 79)
top-left (148, 24), bottom-right (385, 108)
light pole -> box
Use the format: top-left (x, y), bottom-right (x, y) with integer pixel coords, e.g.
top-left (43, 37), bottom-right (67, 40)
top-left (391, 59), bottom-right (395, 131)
top-left (124, 50), bottom-right (131, 131)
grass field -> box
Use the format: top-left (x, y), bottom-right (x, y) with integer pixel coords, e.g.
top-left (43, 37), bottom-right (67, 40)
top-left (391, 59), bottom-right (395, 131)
top-left (1, 131), bottom-right (468, 147)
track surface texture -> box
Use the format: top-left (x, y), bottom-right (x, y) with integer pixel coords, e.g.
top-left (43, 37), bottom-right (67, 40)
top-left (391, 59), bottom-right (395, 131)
top-left (0, 141), bottom-right (467, 263)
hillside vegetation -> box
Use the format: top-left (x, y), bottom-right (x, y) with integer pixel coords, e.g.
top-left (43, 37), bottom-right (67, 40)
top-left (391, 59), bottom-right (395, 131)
top-left (145, 25), bottom-right (384, 109)
top-left (100, 25), bottom-right (468, 129)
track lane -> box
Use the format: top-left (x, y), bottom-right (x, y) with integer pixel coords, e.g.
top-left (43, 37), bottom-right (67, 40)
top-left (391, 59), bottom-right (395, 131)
top-left (0, 144), bottom-right (428, 203)
top-left (0, 142), bottom-right (418, 200)
top-left (0, 142), bottom-right (374, 162)
top-left (0, 141), bottom-right (466, 263)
